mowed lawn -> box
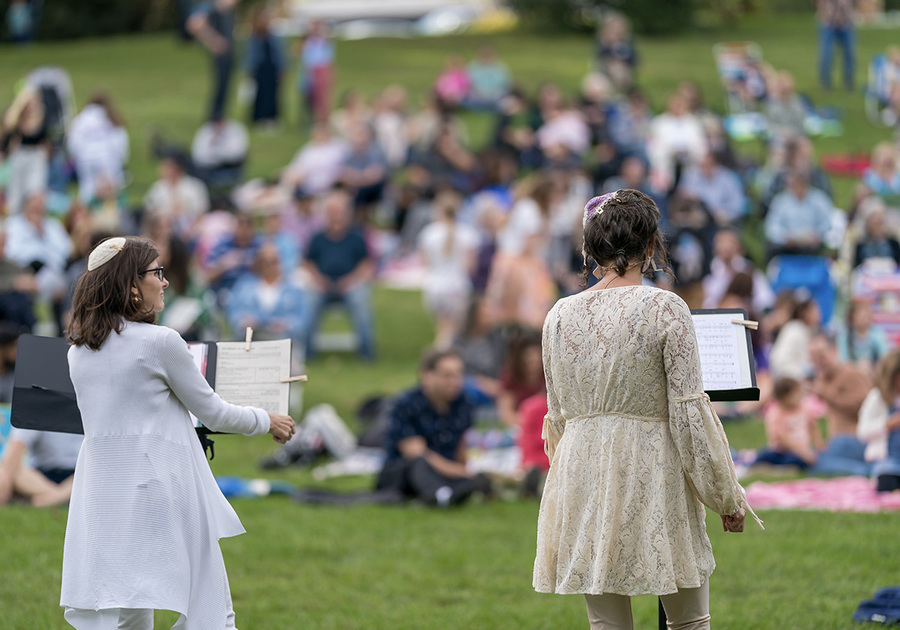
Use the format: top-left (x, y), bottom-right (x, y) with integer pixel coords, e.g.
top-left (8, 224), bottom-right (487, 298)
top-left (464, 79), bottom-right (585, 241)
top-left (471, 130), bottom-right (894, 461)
top-left (1, 13), bottom-right (899, 629)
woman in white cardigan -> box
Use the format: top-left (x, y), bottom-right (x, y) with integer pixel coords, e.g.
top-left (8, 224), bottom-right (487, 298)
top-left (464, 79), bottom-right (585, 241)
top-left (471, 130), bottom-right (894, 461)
top-left (61, 236), bottom-right (295, 630)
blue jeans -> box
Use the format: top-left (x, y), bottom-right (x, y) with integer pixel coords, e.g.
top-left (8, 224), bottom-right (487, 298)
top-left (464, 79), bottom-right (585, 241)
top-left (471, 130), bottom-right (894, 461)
top-left (819, 23), bottom-right (855, 90)
top-left (811, 434), bottom-right (871, 476)
top-left (305, 284), bottom-right (375, 360)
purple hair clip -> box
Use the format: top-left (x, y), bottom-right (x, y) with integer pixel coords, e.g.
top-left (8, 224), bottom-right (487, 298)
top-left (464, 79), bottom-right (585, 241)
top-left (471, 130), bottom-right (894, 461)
top-left (582, 192), bottom-right (617, 227)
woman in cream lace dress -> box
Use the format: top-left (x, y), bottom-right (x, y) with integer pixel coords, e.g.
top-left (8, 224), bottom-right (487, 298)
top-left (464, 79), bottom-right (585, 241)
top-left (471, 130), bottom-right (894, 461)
top-left (533, 190), bottom-right (757, 629)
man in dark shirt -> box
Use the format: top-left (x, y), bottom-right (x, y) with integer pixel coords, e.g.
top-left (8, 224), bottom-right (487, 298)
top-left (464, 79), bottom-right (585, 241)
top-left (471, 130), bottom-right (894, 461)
top-left (376, 348), bottom-right (487, 506)
top-left (303, 188), bottom-right (375, 360)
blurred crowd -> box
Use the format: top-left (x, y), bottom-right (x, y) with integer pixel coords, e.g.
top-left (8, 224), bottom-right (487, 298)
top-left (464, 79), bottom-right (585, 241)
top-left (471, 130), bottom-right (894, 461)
top-left (4, 5), bottom-right (900, 506)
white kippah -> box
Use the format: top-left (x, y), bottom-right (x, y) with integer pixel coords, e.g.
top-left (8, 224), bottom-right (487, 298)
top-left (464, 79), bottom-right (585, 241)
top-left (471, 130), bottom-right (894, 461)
top-left (87, 237), bottom-right (127, 271)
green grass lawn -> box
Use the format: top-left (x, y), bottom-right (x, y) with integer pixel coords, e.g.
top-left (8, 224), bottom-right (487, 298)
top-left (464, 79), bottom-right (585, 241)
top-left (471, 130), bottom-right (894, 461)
top-left (2, 13), bottom-right (899, 630)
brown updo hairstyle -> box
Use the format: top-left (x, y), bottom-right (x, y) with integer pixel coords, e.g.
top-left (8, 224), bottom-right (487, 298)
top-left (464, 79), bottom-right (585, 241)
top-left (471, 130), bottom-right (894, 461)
top-left (68, 237), bottom-right (161, 350)
top-left (582, 189), bottom-right (671, 284)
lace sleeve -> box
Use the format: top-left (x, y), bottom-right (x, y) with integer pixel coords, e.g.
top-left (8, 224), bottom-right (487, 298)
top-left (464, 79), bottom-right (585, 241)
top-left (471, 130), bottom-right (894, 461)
top-left (541, 303), bottom-right (565, 462)
top-left (660, 295), bottom-right (745, 517)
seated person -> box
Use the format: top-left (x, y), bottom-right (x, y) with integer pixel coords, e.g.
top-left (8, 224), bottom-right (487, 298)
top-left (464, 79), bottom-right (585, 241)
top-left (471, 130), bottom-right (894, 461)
top-left (190, 116), bottom-right (249, 186)
top-left (143, 154), bottom-right (210, 241)
top-left (808, 332), bottom-right (873, 476)
top-left (517, 391), bottom-right (549, 497)
top-left (677, 152), bottom-right (747, 226)
top-left (203, 211), bottom-right (262, 304)
top-left (837, 298), bottom-right (889, 373)
top-left (453, 297), bottom-right (506, 406)
top-left (0, 428), bottom-right (82, 507)
top-left (226, 243), bottom-right (307, 343)
top-left (858, 349), bottom-right (900, 492)
top-left (754, 377), bottom-right (824, 469)
top-left (337, 124), bottom-right (388, 213)
top-left (464, 46), bottom-right (511, 111)
top-left (303, 189), bottom-right (375, 360)
top-left (280, 122), bottom-right (347, 198)
top-left (853, 201), bottom-right (900, 269)
top-left (702, 228), bottom-right (775, 313)
top-left (0, 230), bottom-right (37, 332)
top-left (764, 169), bottom-right (833, 258)
top-left (375, 348), bottom-right (488, 507)
top-left (5, 191), bottom-right (72, 332)
top-left (496, 330), bottom-right (545, 428)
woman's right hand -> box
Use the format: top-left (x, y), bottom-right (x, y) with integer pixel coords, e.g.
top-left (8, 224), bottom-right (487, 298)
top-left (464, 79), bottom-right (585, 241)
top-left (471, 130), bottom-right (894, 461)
top-left (268, 413), bottom-right (296, 444)
top-left (721, 505), bottom-right (746, 533)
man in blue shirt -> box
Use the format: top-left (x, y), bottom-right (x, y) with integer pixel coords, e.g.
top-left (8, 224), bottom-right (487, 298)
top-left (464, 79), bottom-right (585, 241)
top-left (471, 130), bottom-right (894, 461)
top-left (376, 348), bottom-right (488, 507)
top-left (303, 188), bottom-right (375, 360)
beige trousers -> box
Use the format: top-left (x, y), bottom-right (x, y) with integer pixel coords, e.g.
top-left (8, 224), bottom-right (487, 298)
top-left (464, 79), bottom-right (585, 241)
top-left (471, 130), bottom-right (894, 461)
top-left (584, 581), bottom-right (710, 630)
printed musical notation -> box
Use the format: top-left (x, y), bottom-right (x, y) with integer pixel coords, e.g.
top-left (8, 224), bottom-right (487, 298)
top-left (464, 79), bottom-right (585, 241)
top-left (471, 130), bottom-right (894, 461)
top-left (691, 312), bottom-right (750, 392)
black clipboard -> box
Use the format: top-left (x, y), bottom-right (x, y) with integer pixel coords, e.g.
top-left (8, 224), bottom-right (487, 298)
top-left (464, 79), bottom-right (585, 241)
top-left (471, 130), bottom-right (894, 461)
top-left (690, 308), bottom-right (759, 402)
top-left (11, 334), bottom-right (219, 435)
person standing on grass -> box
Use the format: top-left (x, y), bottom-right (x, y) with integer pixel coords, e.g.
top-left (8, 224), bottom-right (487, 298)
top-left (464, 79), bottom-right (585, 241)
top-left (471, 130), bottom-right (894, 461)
top-left (534, 190), bottom-right (760, 630)
top-left (817, 0), bottom-right (856, 92)
top-left (188, 0), bottom-right (238, 122)
top-left (60, 236), bottom-right (295, 630)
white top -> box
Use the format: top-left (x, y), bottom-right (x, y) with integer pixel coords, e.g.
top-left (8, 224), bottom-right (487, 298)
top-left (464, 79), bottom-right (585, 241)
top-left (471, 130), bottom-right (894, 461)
top-left (191, 120), bottom-right (249, 169)
top-left (768, 320), bottom-right (813, 380)
top-left (4, 213), bottom-right (72, 271)
top-left (66, 104), bottom-right (129, 202)
top-left (497, 197), bottom-right (544, 255)
top-left (858, 387), bottom-right (890, 463)
top-left (534, 286), bottom-right (746, 596)
top-left (61, 322), bottom-right (269, 626)
top-left (143, 176), bottom-right (211, 227)
top-left (283, 138), bottom-right (348, 195)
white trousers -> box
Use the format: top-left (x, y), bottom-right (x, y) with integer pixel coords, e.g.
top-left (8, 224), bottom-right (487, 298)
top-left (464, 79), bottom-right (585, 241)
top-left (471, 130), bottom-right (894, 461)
top-left (584, 581), bottom-right (710, 630)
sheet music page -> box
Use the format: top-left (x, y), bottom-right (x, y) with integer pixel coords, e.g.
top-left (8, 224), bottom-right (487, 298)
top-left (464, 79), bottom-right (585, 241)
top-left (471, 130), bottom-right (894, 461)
top-left (691, 313), bottom-right (748, 391)
top-left (215, 339), bottom-right (291, 415)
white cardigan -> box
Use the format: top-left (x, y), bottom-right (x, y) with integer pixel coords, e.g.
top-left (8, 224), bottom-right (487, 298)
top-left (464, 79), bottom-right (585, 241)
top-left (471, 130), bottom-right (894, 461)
top-left (858, 387), bottom-right (889, 463)
top-left (61, 322), bottom-right (269, 626)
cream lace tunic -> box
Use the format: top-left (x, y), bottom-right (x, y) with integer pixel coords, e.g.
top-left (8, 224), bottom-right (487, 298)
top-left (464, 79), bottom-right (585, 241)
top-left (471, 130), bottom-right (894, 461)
top-left (533, 286), bottom-right (746, 596)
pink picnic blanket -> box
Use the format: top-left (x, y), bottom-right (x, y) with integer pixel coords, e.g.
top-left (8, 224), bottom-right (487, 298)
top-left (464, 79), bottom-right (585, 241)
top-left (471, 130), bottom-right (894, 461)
top-left (745, 476), bottom-right (900, 512)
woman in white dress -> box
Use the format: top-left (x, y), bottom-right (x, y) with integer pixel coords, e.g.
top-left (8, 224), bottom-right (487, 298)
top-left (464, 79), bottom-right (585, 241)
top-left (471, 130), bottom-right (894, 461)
top-left (533, 190), bottom-right (760, 629)
top-left (61, 237), bottom-right (295, 630)
top-left (418, 192), bottom-right (480, 348)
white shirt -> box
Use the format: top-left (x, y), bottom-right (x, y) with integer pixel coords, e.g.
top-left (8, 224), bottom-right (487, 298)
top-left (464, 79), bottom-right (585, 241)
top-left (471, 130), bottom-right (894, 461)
top-left (61, 322), bottom-right (269, 624)
top-left (66, 105), bottom-right (129, 202)
top-left (191, 120), bottom-right (249, 169)
top-left (283, 138), bottom-right (348, 195)
top-left (4, 213), bottom-right (72, 271)
top-left (497, 197), bottom-right (544, 256)
top-left (143, 176), bottom-right (210, 225)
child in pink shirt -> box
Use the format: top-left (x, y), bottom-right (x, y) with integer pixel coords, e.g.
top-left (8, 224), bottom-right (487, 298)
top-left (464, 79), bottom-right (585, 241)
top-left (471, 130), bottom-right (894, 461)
top-left (755, 377), bottom-right (825, 468)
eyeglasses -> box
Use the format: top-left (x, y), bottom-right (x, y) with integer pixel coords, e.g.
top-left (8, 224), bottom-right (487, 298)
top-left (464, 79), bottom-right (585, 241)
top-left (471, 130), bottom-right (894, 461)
top-left (139, 267), bottom-right (165, 281)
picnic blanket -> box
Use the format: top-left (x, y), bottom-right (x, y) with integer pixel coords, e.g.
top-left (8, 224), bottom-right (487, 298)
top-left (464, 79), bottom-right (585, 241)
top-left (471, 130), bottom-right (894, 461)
top-left (746, 476), bottom-right (900, 512)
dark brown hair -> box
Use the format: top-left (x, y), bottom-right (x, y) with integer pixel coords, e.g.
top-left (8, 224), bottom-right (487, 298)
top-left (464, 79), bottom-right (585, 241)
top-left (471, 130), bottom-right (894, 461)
top-left (772, 376), bottom-right (801, 403)
top-left (68, 237), bottom-right (160, 350)
top-left (419, 347), bottom-right (463, 374)
top-left (582, 189), bottom-right (671, 282)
